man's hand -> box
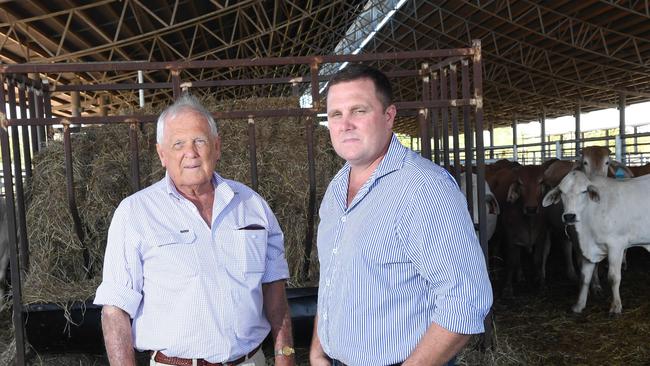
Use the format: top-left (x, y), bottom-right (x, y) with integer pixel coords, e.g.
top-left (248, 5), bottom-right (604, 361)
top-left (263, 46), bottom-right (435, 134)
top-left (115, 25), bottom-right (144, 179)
top-left (262, 281), bottom-right (295, 366)
top-left (402, 322), bottom-right (469, 366)
top-left (309, 316), bottom-right (331, 366)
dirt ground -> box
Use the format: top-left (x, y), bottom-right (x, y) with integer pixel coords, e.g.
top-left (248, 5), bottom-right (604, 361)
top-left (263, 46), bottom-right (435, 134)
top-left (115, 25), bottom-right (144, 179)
top-left (1, 248), bottom-right (649, 365)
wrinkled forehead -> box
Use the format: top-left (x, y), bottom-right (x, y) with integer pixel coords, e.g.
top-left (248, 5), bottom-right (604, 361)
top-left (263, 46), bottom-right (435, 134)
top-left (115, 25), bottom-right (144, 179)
top-left (559, 171), bottom-right (589, 193)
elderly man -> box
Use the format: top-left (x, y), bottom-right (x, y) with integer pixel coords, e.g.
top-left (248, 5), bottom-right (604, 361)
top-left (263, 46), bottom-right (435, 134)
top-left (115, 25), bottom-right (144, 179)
top-left (310, 64), bottom-right (493, 366)
top-left (95, 94), bottom-right (295, 366)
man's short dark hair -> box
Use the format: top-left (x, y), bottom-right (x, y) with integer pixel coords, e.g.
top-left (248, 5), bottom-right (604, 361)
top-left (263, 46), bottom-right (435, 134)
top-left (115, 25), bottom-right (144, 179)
top-left (327, 64), bottom-right (393, 108)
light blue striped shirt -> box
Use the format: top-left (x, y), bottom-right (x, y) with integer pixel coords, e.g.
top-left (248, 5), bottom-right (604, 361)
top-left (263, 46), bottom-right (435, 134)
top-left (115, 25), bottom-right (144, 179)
top-left (94, 173), bottom-right (289, 363)
top-left (317, 135), bottom-right (493, 366)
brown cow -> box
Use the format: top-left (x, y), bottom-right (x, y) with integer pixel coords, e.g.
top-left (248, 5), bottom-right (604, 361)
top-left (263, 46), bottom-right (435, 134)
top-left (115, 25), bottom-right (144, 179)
top-left (628, 163), bottom-right (650, 177)
top-left (499, 165), bottom-right (550, 297)
top-left (580, 146), bottom-right (634, 178)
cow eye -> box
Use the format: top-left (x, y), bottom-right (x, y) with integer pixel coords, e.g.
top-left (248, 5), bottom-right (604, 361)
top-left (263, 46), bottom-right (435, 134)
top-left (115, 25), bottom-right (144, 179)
top-left (583, 161), bottom-right (588, 166)
top-left (605, 161), bottom-right (610, 165)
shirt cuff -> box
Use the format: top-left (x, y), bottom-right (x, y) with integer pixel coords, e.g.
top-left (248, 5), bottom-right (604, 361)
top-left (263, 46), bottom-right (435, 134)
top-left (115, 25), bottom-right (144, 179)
top-left (94, 282), bottom-right (143, 318)
top-left (430, 295), bottom-right (489, 335)
top-left (261, 256), bottom-right (290, 284)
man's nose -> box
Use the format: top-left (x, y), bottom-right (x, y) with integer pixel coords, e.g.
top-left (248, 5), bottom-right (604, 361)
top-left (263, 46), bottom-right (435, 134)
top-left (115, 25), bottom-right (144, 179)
top-left (181, 143), bottom-right (199, 156)
top-left (341, 116), bottom-right (354, 130)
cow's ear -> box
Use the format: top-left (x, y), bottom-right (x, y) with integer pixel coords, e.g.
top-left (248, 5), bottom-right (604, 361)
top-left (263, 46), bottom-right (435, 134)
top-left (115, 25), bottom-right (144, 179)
top-left (506, 182), bottom-right (520, 203)
top-left (542, 187), bottom-right (561, 207)
top-left (587, 185), bottom-right (600, 203)
top-left (487, 194), bottom-right (500, 215)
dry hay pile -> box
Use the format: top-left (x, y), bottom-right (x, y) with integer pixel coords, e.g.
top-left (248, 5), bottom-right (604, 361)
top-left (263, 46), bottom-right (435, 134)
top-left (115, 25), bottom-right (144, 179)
top-left (22, 97), bottom-right (340, 306)
top-left (456, 247), bottom-right (650, 366)
top-left (24, 121), bottom-right (159, 305)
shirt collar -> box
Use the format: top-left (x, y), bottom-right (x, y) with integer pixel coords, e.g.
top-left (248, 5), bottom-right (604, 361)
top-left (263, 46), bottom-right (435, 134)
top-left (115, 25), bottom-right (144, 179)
top-left (164, 172), bottom-right (222, 200)
top-left (331, 134), bottom-right (407, 210)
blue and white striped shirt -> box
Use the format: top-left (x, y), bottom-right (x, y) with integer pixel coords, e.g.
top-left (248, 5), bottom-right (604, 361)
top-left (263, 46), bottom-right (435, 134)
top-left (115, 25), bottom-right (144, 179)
top-left (317, 135), bottom-right (493, 366)
top-left (94, 173), bottom-right (289, 363)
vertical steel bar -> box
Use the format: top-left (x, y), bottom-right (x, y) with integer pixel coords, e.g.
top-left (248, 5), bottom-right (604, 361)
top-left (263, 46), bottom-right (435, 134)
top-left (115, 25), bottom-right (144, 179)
top-left (461, 59), bottom-right (473, 222)
top-left (489, 119), bottom-right (494, 160)
top-left (512, 114), bottom-right (518, 161)
top-left (27, 79), bottom-right (39, 154)
top-left (472, 39), bottom-right (491, 349)
top-left (172, 70), bottom-right (181, 99)
top-left (440, 68), bottom-right (450, 170)
top-left (35, 86), bottom-right (46, 149)
top-left (449, 64), bottom-right (461, 183)
top-left (301, 62), bottom-right (318, 280)
top-left (419, 63), bottom-right (431, 160)
top-left (540, 108), bottom-right (546, 161)
top-left (247, 117), bottom-right (258, 192)
top-left (43, 80), bottom-right (53, 141)
top-left (7, 77), bottom-right (29, 273)
top-left (619, 93), bottom-right (626, 164)
top-left (431, 72), bottom-right (440, 164)
top-left (0, 75), bottom-right (27, 366)
top-left (18, 78), bottom-right (33, 178)
top-left (63, 124), bottom-right (92, 278)
top-left (129, 122), bottom-right (141, 192)
top-left (575, 104), bottom-right (581, 158)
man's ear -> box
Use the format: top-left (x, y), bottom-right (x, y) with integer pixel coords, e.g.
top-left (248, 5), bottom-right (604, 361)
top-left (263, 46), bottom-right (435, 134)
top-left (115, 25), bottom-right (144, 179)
top-left (213, 134), bottom-right (222, 162)
top-left (156, 144), bottom-right (166, 168)
top-left (385, 104), bottom-right (396, 129)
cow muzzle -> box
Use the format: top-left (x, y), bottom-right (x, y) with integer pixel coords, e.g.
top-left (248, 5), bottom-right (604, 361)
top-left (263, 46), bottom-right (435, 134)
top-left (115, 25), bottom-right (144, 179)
top-left (524, 206), bottom-right (538, 215)
top-left (563, 213), bottom-right (577, 224)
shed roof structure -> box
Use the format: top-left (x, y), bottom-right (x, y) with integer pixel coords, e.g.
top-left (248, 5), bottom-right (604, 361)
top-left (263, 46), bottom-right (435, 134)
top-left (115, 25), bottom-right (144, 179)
top-left (1, 0), bottom-right (649, 135)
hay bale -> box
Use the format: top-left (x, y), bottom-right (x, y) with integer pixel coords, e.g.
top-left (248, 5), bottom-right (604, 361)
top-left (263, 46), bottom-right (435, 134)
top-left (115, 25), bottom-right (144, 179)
top-left (23, 97), bottom-right (341, 304)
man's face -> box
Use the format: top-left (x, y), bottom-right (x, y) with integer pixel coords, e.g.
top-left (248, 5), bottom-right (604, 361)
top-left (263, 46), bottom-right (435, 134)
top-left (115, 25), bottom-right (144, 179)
top-left (326, 78), bottom-right (395, 168)
top-left (156, 109), bottom-right (221, 192)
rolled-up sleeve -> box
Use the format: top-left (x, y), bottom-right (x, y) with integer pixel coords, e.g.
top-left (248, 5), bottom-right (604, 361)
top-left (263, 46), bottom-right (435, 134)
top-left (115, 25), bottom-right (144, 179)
top-left (400, 177), bottom-right (493, 334)
top-left (261, 201), bottom-right (290, 284)
top-left (94, 199), bottom-right (144, 318)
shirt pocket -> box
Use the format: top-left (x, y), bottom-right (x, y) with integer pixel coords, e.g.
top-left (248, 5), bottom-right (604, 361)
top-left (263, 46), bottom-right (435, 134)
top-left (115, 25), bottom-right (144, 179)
top-left (360, 241), bottom-right (410, 266)
top-left (232, 229), bottom-right (268, 273)
top-left (150, 230), bottom-right (199, 276)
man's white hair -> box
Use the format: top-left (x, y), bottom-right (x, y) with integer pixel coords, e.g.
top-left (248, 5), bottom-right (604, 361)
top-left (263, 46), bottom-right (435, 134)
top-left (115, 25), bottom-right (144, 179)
top-left (156, 93), bottom-right (218, 144)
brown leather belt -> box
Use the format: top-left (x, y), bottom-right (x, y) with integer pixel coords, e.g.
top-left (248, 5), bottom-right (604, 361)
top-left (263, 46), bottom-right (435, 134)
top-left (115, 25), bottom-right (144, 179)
top-left (151, 344), bottom-right (261, 366)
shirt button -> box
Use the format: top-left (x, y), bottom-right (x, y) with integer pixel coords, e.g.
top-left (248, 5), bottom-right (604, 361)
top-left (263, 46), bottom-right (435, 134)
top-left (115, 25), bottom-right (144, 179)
top-left (326, 279), bottom-right (330, 286)
top-left (332, 248), bottom-right (338, 254)
top-left (323, 313), bottom-right (328, 320)
top-left (341, 216), bottom-right (346, 222)
top-left (251, 234), bottom-right (257, 239)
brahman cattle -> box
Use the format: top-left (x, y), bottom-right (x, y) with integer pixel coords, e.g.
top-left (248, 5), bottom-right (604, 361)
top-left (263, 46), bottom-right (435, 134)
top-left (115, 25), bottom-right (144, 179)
top-left (500, 165), bottom-right (550, 297)
top-left (628, 163), bottom-right (650, 177)
top-left (543, 171), bottom-right (650, 314)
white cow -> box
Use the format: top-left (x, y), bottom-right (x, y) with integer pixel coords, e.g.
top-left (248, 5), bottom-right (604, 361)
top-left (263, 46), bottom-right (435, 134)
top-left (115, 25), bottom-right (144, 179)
top-left (543, 170), bottom-right (650, 314)
top-left (460, 173), bottom-right (499, 241)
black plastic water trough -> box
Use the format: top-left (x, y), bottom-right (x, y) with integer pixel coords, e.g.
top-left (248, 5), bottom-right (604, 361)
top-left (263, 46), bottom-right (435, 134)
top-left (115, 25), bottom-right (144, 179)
top-left (24, 286), bottom-right (317, 353)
